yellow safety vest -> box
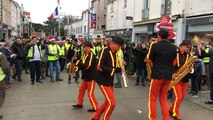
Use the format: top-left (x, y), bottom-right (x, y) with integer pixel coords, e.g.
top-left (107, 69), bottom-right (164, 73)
top-left (65, 43), bottom-right (71, 51)
top-left (27, 45), bottom-right (42, 58)
top-left (0, 53), bottom-right (5, 81)
top-left (48, 44), bottom-right (58, 61)
top-left (203, 48), bottom-right (210, 63)
top-left (59, 46), bottom-right (65, 56)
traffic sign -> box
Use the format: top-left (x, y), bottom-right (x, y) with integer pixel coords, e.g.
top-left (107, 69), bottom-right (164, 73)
top-left (168, 31), bottom-right (176, 39)
top-left (157, 23), bottom-right (174, 30)
top-left (160, 16), bottom-right (172, 23)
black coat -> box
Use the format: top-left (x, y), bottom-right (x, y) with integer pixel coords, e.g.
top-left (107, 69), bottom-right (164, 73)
top-left (11, 42), bottom-right (25, 60)
top-left (133, 48), bottom-right (148, 69)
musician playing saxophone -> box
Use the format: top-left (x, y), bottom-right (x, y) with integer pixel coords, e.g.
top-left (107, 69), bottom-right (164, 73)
top-left (169, 40), bottom-right (192, 120)
top-left (72, 41), bottom-right (98, 112)
top-left (146, 28), bottom-right (177, 120)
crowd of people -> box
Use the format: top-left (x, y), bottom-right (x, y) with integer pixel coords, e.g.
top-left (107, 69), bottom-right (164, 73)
top-left (0, 27), bottom-right (212, 119)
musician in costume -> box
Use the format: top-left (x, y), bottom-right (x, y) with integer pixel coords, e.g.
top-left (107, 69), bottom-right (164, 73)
top-left (169, 40), bottom-right (192, 120)
top-left (72, 41), bottom-right (98, 112)
top-left (91, 36), bottom-right (124, 120)
top-left (146, 28), bottom-right (177, 120)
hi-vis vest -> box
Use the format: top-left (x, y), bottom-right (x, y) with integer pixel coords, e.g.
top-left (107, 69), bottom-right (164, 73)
top-left (203, 48), bottom-right (210, 63)
top-left (58, 45), bottom-right (65, 56)
top-left (0, 53), bottom-right (6, 81)
top-left (65, 43), bottom-right (71, 51)
top-left (27, 45), bottom-right (42, 58)
top-left (48, 44), bottom-right (58, 61)
top-left (116, 49), bottom-right (124, 68)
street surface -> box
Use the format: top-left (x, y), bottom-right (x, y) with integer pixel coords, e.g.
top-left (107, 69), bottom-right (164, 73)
top-left (0, 71), bottom-right (213, 120)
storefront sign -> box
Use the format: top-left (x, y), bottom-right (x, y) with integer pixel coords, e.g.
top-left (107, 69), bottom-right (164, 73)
top-left (187, 15), bottom-right (213, 25)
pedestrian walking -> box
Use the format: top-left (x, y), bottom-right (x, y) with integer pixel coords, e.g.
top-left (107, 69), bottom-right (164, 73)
top-left (72, 41), bottom-right (98, 112)
top-left (146, 28), bottom-right (177, 120)
top-left (92, 36), bottom-right (124, 120)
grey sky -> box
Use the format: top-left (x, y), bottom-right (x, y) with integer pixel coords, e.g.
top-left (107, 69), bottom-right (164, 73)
top-left (14, 0), bottom-right (89, 24)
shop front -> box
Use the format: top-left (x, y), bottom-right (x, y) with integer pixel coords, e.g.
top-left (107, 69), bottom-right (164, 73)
top-left (103, 28), bottom-right (132, 41)
top-left (186, 15), bottom-right (213, 44)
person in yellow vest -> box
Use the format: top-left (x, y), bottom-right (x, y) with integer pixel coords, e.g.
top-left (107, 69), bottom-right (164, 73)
top-left (65, 39), bottom-right (72, 64)
top-left (26, 37), bottom-right (44, 85)
top-left (46, 38), bottom-right (63, 82)
top-left (58, 40), bottom-right (66, 72)
top-left (114, 48), bottom-right (124, 88)
top-left (202, 44), bottom-right (210, 87)
top-left (0, 52), bottom-right (11, 119)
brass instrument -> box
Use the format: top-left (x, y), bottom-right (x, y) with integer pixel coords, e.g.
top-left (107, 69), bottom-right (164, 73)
top-left (68, 50), bottom-right (79, 76)
top-left (118, 58), bottom-right (128, 88)
top-left (146, 62), bottom-right (152, 81)
top-left (168, 55), bottom-right (198, 90)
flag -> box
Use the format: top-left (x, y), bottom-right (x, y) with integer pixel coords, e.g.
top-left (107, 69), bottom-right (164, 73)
top-left (49, 7), bottom-right (59, 19)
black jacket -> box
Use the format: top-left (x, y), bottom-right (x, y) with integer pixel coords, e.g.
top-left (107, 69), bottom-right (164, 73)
top-left (133, 48), bottom-right (148, 68)
top-left (11, 42), bottom-right (25, 60)
top-left (148, 40), bottom-right (177, 80)
top-left (76, 51), bottom-right (97, 81)
top-left (96, 46), bottom-right (118, 86)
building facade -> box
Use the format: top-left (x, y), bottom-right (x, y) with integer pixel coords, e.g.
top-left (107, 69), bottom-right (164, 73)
top-left (91, 0), bottom-right (107, 38)
top-left (2, 0), bottom-right (12, 40)
top-left (11, 0), bottom-right (17, 39)
top-left (133, 0), bottom-right (186, 45)
top-left (185, 0), bottom-right (213, 43)
top-left (104, 0), bottom-right (134, 40)
top-left (68, 20), bottom-right (83, 38)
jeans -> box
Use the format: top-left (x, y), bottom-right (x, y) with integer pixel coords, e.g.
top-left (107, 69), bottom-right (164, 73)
top-left (136, 67), bottom-right (146, 84)
top-left (115, 73), bottom-right (122, 86)
top-left (49, 60), bottom-right (61, 80)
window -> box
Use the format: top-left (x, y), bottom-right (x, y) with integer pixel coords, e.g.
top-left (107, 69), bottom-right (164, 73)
top-left (124, 0), bottom-right (127, 8)
top-left (111, 2), bottom-right (114, 13)
top-left (144, 0), bottom-right (149, 9)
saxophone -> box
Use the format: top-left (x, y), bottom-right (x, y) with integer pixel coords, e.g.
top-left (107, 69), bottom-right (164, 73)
top-left (168, 55), bottom-right (198, 90)
top-left (118, 58), bottom-right (128, 88)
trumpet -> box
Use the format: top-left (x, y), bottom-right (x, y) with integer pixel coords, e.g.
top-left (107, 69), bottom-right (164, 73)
top-left (118, 58), bottom-right (128, 88)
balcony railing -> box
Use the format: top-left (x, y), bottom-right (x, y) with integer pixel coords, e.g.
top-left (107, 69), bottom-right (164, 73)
top-left (142, 8), bottom-right (149, 19)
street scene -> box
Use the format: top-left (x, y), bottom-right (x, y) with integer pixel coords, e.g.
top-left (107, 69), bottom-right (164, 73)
top-left (0, 0), bottom-right (213, 120)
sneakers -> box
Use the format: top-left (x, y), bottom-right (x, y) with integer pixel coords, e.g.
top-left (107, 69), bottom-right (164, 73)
top-left (191, 93), bottom-right (198, 97)
top-left (87, 108), bottom-right (96, 112)
top-left (72, 104), bottom-right (83, 109)
top-left (142, 83), bottom-right (146, 87)
top-left (36, 81), bottom-right (43, 84)
top-left (204, 100), bottom-right (213, 104)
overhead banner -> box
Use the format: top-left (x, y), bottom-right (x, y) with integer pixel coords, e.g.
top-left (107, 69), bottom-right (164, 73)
top-left (90, 13), bottom-right (96, 29)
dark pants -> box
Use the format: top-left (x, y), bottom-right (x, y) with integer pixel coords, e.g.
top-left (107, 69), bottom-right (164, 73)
top-left (14, 59), bottom-right (23, 81)
top-left (29, 61), bottom-right (41, 82)
top-left (41, 61), bottom-right (47, 78)
top-left (136, 67), bottom-right (146, 84)
top-left (46, 61), bottom-right (49, 75)
top-left (0, 80), bottom-right (5, 108)
top-left (59, 58), bottom-right (66, 71)
top-left (191, 75), bottom-right (200, 93)
top-left (210, 74), bottom-right (213, 101)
